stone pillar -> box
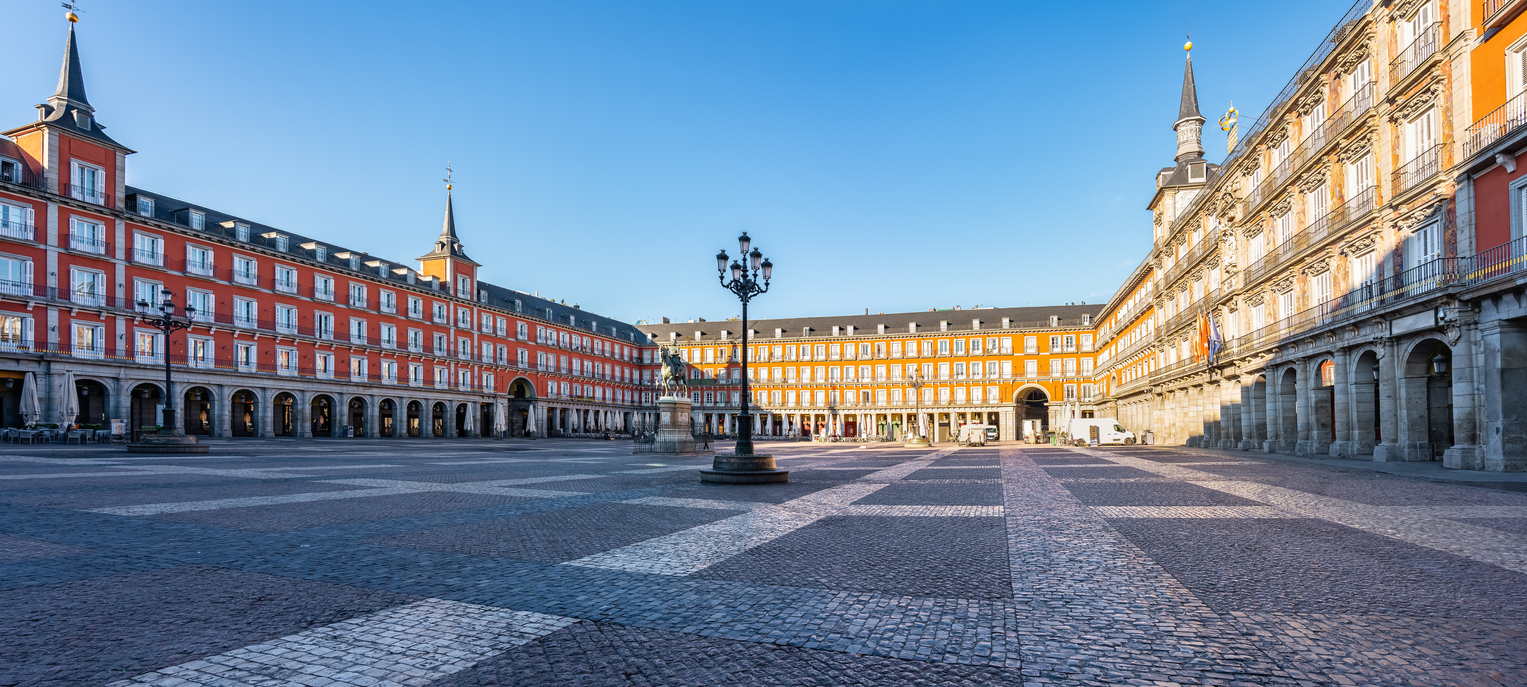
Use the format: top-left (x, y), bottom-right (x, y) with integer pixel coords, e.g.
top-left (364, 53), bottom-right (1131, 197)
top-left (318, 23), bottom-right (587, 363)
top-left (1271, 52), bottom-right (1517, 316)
top-left (215, 384), bottom-right (232, 438)
top-left (1397, 370), bottom-right (1433, 461)
top-left (297, 393), bottom-right (312, 438)
top-left (1238, 381), bottom-right (1257, 450)
top-left (1329, 349), bottom-right (1353, 456)
top-left (366, 395), bottom-right (381, 438)
top-left (1373, 339), bottom-right (1405, 461)
top-left (1295, 358), bottom-right (1315, 455)
top-left (1262, 369), bottom-right (1280, 453)
top-left (1444, 323), bottom-right (1486, 470)
top-left (259, 387), bottom-right (275, 438)
top-left (1477, 320), bottom-right (1527, 471)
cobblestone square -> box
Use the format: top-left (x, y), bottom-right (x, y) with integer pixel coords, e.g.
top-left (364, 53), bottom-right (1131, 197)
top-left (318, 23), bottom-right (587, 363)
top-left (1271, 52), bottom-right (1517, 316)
top-left (2, 440), bottom-right (1524, 686)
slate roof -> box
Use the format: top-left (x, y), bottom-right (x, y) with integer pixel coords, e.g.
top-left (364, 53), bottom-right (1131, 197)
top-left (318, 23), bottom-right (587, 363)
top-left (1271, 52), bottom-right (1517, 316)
top-left (1178, 55), bottom-right (1203, 123)
top-left (6, 24), bottom-right (130, 150)
top-left (636, 303), bottom-right (1104, 344)
top-left (123, 185), bottom-right (653, 345)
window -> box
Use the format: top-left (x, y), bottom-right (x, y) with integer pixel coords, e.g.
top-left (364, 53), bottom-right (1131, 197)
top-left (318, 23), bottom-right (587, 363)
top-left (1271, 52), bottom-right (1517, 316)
top-left (189, 210), bottom-right (205, 231)
top-left (137, 196), bottom-right (154, 217)
top-left (187, 289), bottom-right (213, 321)
top-left (236, 342), bottom-right (256, 371)
top-left (275, 304), bottom-right (298, 334)
top-left (69, 217), bottom-right (105, 254)
top-left (380, 290), bottom-right (396, 314)
top-left (134, 329), bottom-right (161, 361)
top-left (314, 246), bottom-right (327, 263)
top-left (234, 223), bottom-right (250, 242)
top-left (72, 322), bottom-right (104, 358)
top-left (1248, 231), bottom-right (1266, 263)
top-left (433, 302), bottom-right (447, 323)
top-left (0, 201), bottom-right (33, 240)
top-left (407, 328), bottom-right (423, 352)
top-left (1050, 359), bottom-right (1062, 377)
top-left (1278, 290), bottom-right (1296, 320)
top-left (275, 265), bottom-right (298, 293)
top-left (350, 357), bottom-right (368, 381)
top-left (1311, 270), bottom-right (1332, 307)
top-left (0, 157), bottom-right (24, 184)
top-left (277, 347), bottom-right (298, 375)
top-left (381, 323), bottom-right (397, 348)
top-left (350, 318), bottom-right (367, 344)
top-left (185, 244), bottom-right (214, 276)
top-left (314, 275), bottom-right (335, 301)
top-left (456, 274), bottom-right (472, 298)
top-left (315, 312), bottom-right (335, 339)
top-left (1306, 184), bottom-right (1328, 223)
top-left (1406, 221), bottom-right (1443, 269)
top-left (1403, 108), bottom-right (1437, 163)
top-left (1276, 211), bottom-right (1293, 244)
top-left (408, 297), bottom-right (423, 318)
top-left (69, 267), bottom-right (105, 306)
top-left (516, 321), bottom-right (528, 339)
top-left (1251, 302), bottom-right (1266, 331)
top-left (409, 363), bottom-right (424, 386)
top-left (233, 255), bottom-right (258, 284)
top-left (1508, 36), bottom-right (1527, 102)
top-left (0, 257), bottom-right (31, 297)
top-left (348, 283), bottom-right (368, 308)
top-left (1350, 250), bottom-right (1378, 288)
top-left (233, 297), bottom-right (257, 327)
top-left (316, 352), bottom-right (334, 379)
top-left (69, 161), bottom-right (106, 204)
top-left (1080, 334), bottom-right (1094, 352)
top-left (381, 360), bottom-right (397, 383)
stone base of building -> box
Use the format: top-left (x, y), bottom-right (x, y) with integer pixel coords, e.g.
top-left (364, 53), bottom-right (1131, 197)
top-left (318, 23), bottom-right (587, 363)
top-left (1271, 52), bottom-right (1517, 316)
top-left (700, 453), bottom-right (789, 484)
top-left (1237, 439), bottom-right (1259, 451)
top-left (1443, 445), bottom-right (1486, 470)
top-left (1328, 441), bottom-right (1355, 457)
top-left (127, 435), bottom-right (209, 454)
top-left (1218, 439), bottom-right (1238, 449)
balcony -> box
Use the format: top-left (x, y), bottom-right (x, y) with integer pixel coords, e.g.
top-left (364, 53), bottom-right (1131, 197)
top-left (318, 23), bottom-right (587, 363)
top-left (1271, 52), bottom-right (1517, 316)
top-left (233, 269), bottom-right (259, 286)
top-left (63, 183), bottom-right (111, 207)
top-left (0, 218), bottom-right (34, 242)
top-left (233, 315), bottom-right (258, 329)
top-left (1390, 23), bottom-right (1440, 86)
top-left (1464, 89), bottom-right (1527, 159)
top-left (132, 248), bottom-right (164, 266)
top-left (314, 287), bottom-right (336, 302)
top-left (348, 294), bottom-right (368, 309)
top-left (1392, 144), bottom-right (1442, 197)
top-left (67, 233), bottom-right (107, 255)
top-left (186, 259), bottom-right (215, 277)
top-left (275, 279), bottom-right (298, 295)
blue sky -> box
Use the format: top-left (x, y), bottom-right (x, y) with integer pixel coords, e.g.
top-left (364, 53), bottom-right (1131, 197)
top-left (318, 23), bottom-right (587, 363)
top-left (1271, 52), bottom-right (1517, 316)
top-left (3, 0), bottom-right (1352, 325)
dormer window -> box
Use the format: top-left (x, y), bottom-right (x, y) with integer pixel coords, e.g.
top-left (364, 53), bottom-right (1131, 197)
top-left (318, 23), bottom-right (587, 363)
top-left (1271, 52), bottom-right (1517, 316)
top-left (513, 299), bottom-right (522, 312)
top-left (190, 211), bottom-right (205, 231)
top-left (1188, 162), bottom-right (1207, 183)
top-left (314, 246), bottom-right (327, 262)
top-left (877, 324), bottom-right (886, 335)
top-left (0, 157), bottom-right (22, 184)
top-left (275, 236), bottom-right (288, 251)
top-left (73, 111), bottom-right (91, 130)
top-left (349, 256), bottom-right (360, 271)
top-left (235, 223), bottom-right (249, 242)
top-left (136, 197), bottom-right (153, 217)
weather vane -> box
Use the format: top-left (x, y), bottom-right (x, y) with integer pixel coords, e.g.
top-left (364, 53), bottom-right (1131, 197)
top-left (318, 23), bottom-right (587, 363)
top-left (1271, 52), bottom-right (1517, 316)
top-left (1220, 102), bottom-right (1239, 153)
top-left (444, 163), bottom-right (453, 191)
top-left (62, 1), bottom-right (82, 22)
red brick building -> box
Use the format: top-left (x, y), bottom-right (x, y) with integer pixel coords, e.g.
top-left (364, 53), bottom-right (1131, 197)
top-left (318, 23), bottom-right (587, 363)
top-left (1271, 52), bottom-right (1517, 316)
top-left (0, 21), bottom-right (658, 439)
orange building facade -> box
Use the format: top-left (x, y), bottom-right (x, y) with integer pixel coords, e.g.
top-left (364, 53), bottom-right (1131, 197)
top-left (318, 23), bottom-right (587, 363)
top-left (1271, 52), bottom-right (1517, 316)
top-left (0, 22), bottom-right (658, 439)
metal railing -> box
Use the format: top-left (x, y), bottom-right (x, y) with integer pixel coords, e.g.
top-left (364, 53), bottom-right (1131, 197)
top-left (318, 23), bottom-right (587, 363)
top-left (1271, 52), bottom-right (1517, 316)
top-left (0, 219), bottom-right (34, 241)
top-left (1486, 0), bottom-right (1511, 22)
top-left (1392, 144), bottom-right (1442, 197)
top-left (1464, 88), bottom-right (1527, 159)
top-left (131, 248), bottom-right (164, 266)
top-left (62, 183), bottom-right (111, 207)
top-left (67, 232), bottom-right (108, 255)
top-left (1390, 23), bottom-right (1440, 85)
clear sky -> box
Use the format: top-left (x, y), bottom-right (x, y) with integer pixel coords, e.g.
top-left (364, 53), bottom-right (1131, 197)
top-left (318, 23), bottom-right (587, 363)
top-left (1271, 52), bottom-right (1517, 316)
top-left (2, 0), bottom-right (1353, 325)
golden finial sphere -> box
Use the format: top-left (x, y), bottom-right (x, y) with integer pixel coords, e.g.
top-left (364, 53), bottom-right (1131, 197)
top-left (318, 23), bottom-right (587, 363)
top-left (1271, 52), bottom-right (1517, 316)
top-left (66, 11), bottom-right (79, 22)
top-left (1184, 41), bottom-right (1192, 51)
top-left (446, 184), bottom-right (453, 190)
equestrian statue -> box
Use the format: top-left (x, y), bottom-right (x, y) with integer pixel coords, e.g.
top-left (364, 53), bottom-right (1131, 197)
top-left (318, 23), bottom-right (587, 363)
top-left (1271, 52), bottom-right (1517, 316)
top-left (657, 345), bottom-right (689, 398)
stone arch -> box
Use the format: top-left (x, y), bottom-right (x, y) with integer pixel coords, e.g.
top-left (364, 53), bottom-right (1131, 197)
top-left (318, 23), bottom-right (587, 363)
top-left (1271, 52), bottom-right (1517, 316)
top-left (1310, 355), bottom-right (1337, 451)
top-left (72, 377), bottom-right (112, 428)
top-left (431, 401), bottom-right (447, 437)
top-left (310, 394), bottom-right (337, 437)
top-left (1401, 337), bottom-right (1453, 460)
top-left (407, 400), bottom-right (423, 437)
top-left (273, 392), bottom-right (297, 437)
top-left (345, 396), bottom-right (367, 438)
top-left (128, 382), bottom-right (164, 441)
top-left (508, 377), bottom-right (536, 399)
top-left (1349, 349), bottom-right (1382, 454)
top-left (455, 403), bottom-right (471, 437)
top-left (182, 386), bottom-right (216, 436)
top-left (379, 398), bottom-right (398, 438)
top-left (230, 388), bottom-right (259, 437)
top-left (1014, 385), bottom-right (1050, 439)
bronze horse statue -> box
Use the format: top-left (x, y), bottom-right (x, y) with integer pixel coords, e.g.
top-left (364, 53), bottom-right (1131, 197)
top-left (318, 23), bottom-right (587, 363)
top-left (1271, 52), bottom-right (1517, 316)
top-left (657, 345), bottom-right (688, 398)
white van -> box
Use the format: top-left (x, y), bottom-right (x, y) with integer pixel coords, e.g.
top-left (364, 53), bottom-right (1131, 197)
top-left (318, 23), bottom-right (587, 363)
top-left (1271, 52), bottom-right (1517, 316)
top-left (1066, 418), bottom-right (1136, 446)
top-left (957, 424), bottom-right (991, 446)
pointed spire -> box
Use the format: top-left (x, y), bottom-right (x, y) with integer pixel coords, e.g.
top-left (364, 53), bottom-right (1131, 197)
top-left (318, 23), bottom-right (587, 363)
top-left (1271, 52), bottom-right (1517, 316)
top-left (53, 23), bottom-right (91, 110)
top-left (1177, 53), bottom-right (1202, 124)
top-left (440, 186), bottom-right (458, 241)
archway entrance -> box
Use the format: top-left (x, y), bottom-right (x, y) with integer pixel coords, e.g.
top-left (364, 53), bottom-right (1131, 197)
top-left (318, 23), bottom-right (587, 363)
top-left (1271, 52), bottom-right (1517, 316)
top-left (1314, 359), bottom-right (1336, 449)
top-left (1352, 352), bottom-right (1381, 453)
top-left (455, 403), bottom-right (469, 437)
top-left (380, 399), bottom-right (395, 437)
top-left (1249, 375), bottom-right (1268, 447)
top-left (273, 393), bottom-right (295, 436)
top-left (130, 384), bottom-right (162, 441)
top-left (347, 397), bottom-right (366, 437)
top-left (231, 390), bottom-right (256, 437)
top-left (311, 395), bottom-right (334, 437)
top-left (407, 401), bottom-right (422, 437)
top-left (184, 387), bottom-right (213, 436)
top-left (74, 379), bottom-right (108, 427)
top-left (432, 402), bottom-right (446, 437)
top-left (1403, 339), bottom-right (1453, 459)
top-left (480, 403), bottom-right (494, 438)
top-left (508, 379), bottom-right (534, 437)
top-left (1017, 388), bottom-right (1049, 441)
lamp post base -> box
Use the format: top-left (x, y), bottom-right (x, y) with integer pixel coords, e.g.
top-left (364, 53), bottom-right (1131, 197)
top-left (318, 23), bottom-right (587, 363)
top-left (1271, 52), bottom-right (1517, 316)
top-left (903, 437), bottom-right (932, 448)
top-left (700, 453), bottom-right (789, 483)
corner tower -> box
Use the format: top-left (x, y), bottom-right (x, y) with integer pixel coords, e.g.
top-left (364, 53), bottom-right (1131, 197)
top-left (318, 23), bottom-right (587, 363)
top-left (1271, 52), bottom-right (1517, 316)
top-left (1147, 42), bottom-right (1221, 241)
top-left (1174, 47), bottom-right (1206, 162)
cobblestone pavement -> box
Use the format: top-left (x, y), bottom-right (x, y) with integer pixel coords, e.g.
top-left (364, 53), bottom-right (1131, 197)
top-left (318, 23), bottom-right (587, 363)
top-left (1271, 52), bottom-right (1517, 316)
top-left (1, 440), bottom-right (1524, 686)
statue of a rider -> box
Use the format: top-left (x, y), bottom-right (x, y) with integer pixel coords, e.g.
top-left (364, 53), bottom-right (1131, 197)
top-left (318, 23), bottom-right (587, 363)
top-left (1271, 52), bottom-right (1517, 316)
top-left (657, 345), bottom-right (689, 398)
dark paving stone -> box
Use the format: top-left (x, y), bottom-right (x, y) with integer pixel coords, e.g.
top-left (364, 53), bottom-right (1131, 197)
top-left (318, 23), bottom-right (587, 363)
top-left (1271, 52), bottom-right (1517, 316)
top-left (431, 620), bottom-right (1030, 686)
top-left (375, 502), bottom-right (738, 562)
top-left (1039, 465), bottom-right (1160, 479)
top-left (697, 516), bottom-right (1010, 600)
top-left (1108, 517), bottom-right (1527, 617)
top-left (1064, 481), bottom-right (1265, 506)
top-left (665, 481), bottom-right (839, 504)
top-left (1453, 517), bottom-right (1527, 537)
top-left (0, 534), bottom-right (86, 563)
top-left (2, 479), bottom-right (374, 509)
top-left (905, 467), bottom-right (1001, 480)
top-left (0, 565), bottom-right (415, 687)
top-left (156, 491), bottom-right (531, 531)
top-left (851, 482), bottom-right (1002, 506)
top-left (1029, 455), bottom-right (1117, 466)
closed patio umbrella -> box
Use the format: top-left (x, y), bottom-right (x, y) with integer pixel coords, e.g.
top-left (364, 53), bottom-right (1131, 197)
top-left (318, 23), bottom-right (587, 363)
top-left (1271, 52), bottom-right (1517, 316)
top-left (493, 403), bottom-right (505, 436)
top-left (58, 371), bottom-right (78, 427)
top-left (19, 372), bottom-right (39, 427)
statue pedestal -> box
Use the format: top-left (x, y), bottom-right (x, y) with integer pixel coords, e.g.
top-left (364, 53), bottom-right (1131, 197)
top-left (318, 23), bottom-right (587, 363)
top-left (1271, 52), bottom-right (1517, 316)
top-left (645, 396), bottom-right (711, 456)
top-left (127, 434), bottom-right (209, 454)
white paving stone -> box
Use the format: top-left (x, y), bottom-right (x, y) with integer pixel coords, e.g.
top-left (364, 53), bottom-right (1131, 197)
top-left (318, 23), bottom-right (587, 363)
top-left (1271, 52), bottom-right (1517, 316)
top-left (1091, 505), bottom-right (1295, 519)
top-left (104, 598), bottom-right (576, 687)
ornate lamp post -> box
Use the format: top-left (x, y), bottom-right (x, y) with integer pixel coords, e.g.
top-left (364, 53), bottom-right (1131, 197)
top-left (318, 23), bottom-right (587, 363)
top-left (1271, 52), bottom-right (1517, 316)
top-left (700, 232), bottom-right (788, 484)
top-left (905, 370), bottom-right (930, 447)
top-left (128, 290), bottom-right (208, 453)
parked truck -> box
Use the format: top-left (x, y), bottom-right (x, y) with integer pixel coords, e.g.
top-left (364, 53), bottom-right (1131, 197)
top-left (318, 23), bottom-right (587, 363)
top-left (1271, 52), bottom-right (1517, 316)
top-left (1065, 418), bottom-right (1137, 446)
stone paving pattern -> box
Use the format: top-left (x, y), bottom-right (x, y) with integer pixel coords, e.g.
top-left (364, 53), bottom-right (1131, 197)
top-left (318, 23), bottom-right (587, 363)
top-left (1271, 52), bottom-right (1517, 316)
top-left (0, 439), bottom-right (1523, 685)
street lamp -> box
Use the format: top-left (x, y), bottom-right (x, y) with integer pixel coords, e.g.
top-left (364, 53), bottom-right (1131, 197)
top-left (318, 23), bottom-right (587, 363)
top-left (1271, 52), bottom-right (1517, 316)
top-left (905, 370), bottom-right (930, 447)
top-left (136, 289), bottom-right (195, 436)
top-left (701, 232), bottom-right (788, 484)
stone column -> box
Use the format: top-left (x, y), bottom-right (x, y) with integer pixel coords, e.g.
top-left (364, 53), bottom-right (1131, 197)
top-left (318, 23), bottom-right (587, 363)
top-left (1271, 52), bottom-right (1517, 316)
top-left (1373, 339), bottom-right (1404, 461)
top-left (1262, 368), bottom-right (1280, 453)
top-left (366, 395), bottom-right (381, 438)
top-left (1443, 321), bottom-right (1485, 470)
top-left (215, 384), bottom-right (232, 438)
top-left (1294, 359), bottom-right (1314, 455)
top-left (1238, 381), bottom-right (1257, 450)
top-left (297, 393), bottom-right (312, 438)
top-left (1329, 349), bottom-right (1353, 456)
top-left (1477, 319), bottom-right (1527, 471)
top-left (259, 387), bottom-right (275, 438)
